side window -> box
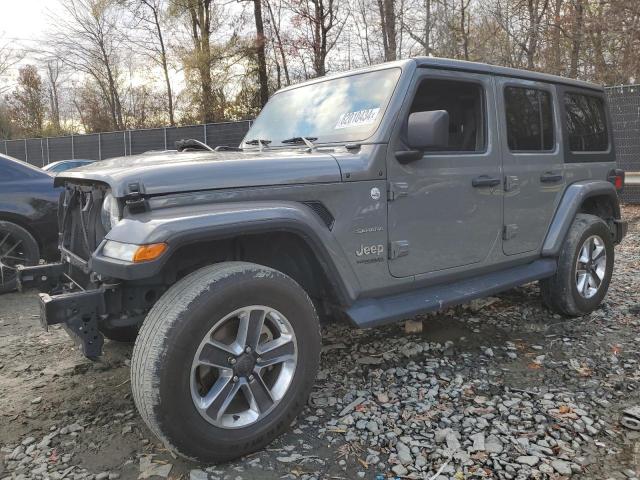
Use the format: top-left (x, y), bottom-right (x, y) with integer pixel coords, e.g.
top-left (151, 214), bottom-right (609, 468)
top-left (504, 87), bottom-right (554, 151)
top-left (409, 79), bottom-right (485, 152)
top-left (564, 93), bottom-right (608, 152)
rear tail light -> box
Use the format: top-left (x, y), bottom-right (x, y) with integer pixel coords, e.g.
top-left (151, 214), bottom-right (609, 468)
top-left (608, 169), bottom-right (625, 192)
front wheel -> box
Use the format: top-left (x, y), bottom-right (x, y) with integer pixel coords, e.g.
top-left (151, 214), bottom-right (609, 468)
top-left (0, 221), bottom-right (40, 294)
top-left (540, 213), bottom-right (614, 316)
top-left (131, 262), bottom-right (321, 463)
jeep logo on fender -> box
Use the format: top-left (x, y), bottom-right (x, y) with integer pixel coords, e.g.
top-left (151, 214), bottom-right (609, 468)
top-left (356, 244), bottom-right (384, 257)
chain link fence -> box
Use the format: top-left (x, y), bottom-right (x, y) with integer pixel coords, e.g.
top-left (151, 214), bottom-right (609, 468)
top-left (605, 86), bottom-right (640, 204)
top-left (0, 120), bottom-right (252, 167)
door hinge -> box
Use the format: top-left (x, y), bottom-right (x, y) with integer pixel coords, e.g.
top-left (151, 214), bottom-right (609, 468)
top-left (504, 175), bottom-right (519, 192)
top-left (389, 240), bottom-right (410, 259)
top-left (503, 224), bottom-right (518, 240)
top-left (388, 182), bottom-right (409, 201)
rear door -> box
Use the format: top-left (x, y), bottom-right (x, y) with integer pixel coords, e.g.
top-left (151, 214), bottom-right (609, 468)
top-left (497, 78), bottom-right (566, 255)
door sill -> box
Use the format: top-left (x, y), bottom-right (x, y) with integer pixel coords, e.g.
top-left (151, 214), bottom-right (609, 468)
top-left (346, 258), bottom-right (556, 329)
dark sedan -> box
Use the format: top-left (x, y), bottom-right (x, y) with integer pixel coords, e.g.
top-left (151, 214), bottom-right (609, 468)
top-left (0, 154), bottom-right (60, 293)
top-left (43, 159), bottom-right (94, 174)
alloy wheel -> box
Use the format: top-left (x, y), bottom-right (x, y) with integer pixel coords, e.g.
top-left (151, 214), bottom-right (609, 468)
top-left (190, 306), bottom-right (298, 429)
top-left (0, 229), bottom-right (28, 286)
top-left (575, 234), bottom-right (607, 299)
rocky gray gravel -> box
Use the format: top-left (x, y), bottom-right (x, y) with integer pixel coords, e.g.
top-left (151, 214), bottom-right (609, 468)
top-left (1, 205), bottom-right (639, 480)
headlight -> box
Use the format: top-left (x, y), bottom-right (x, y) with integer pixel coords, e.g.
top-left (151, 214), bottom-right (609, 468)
top-left (101, 193), bottom-right (120, 232)
top-left (102, 240), bottom-right (167, 263)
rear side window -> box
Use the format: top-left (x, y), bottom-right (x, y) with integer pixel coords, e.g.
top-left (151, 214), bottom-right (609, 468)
top-left (504, 87), bottom-right (554, 151)
top-left (564, 93), bottom-right (608, 152)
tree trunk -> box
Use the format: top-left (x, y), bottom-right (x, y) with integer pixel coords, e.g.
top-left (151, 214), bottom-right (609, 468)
top-left (550, 0), bottom-right (563, 75)
top-left (313, 0), bottom-right (326, 77)
top-left (424, 0), bottom-right (431, 56)
top-left (189, 0), bottom-right (216, 122)
top-left (253, 0), bottom-right (269, 106)
top-left (46, 63), bottom-right (61, 133)
top-left (377, 0), bottom-right (396, 61)
top-left (460, 0), bottom-right (469, 60)
top-left (266, 0), bottom-right (290, 85)
top-left (570, 0), bottom-right (584, 79)
top-left (150, 5), bottom-right (175, 126)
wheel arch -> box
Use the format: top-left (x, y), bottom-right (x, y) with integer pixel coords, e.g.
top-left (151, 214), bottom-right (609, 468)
top-left (91, 201), bottom-right (360, 307)
top-left (542, 180), bottom-right (621, 257)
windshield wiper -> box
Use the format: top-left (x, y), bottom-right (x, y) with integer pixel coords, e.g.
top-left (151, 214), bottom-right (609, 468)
top-left (245, 138), bottom-right (271, 152)
top-left (281, 136), bottom-right (318, 150)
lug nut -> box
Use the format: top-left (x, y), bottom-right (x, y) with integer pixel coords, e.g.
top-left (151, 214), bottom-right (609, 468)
top-left (232, 376), bottom-right (239, 383)
top-left (245, 346), bottom-right (252, 353)
top-left (248, 375), bottom-right (254, 381)
top-left (256, 357), bottom-right (262, 363)
top-left (228, 357), bottom-right (237, 365)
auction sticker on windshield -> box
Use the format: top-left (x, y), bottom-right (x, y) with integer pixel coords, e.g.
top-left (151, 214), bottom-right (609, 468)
top-left (335, 108), bottom-right (380, 129)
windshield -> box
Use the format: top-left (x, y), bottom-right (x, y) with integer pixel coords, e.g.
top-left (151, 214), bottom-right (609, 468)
top-left (243, 68), bottom-right (401, 147)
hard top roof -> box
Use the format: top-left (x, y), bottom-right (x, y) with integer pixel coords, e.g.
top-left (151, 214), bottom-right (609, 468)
top-left (277, 57), bottom-right (603, 93)
top-left (413, 57), bottom-right (603, 91)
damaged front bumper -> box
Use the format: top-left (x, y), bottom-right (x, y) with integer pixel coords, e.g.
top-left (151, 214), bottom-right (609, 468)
top-left (17, 263), bottom-right (108, 358)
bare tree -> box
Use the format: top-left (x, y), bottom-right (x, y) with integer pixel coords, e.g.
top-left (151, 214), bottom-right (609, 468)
top-left (264, 0), bottom-right (291, 85)
top-left (403, 0), bottom-right (433, 56)
top-left (287, 0), bottom-right (346, 77)
top-left (172, 0), bottom-right (218, 122)
top-left (45, 61), bottom-right (63, 134)
top-left (49, 0), bottom-right (126, 130)
top-left (0, 37), bottom-right (24, 95)
top-left (123, 0), bottom-right (176, 125)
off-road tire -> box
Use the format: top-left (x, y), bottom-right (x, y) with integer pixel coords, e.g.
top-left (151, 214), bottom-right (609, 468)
top-left (0, 221), bottom-right (40, 294)
top-left (131, 262), bottom-right (321, 463)
top-left (540, 214), bottom-right (614, 316)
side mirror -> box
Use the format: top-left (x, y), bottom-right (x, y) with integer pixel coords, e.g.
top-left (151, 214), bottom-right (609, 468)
top-left (407, 110), bottom-right (449, 150)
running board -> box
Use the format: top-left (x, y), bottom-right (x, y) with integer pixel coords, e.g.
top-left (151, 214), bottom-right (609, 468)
top-left (346, 259), bottom-right (557, 329)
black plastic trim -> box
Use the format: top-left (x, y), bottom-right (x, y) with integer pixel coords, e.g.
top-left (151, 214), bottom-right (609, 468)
top-left (90, 218), bottom-right (355, 306)
top-left (346, 259), bottom-right (557, 328)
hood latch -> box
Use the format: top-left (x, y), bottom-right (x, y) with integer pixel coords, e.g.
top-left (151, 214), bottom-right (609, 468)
top-left (124, 182), bottom-right (148, 214)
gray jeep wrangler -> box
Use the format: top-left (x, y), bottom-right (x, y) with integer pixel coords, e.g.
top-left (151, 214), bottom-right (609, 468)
top-left (18, 58), bottom-right (627, 463)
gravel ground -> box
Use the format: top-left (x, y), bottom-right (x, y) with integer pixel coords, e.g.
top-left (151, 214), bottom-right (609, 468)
top-left (1, 205), bottom-right (639, 480)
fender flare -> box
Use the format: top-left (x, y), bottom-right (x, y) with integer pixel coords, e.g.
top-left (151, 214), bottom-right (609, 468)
top-left (541, 180), bottom-right (620, 257)
top-left (90, 201), bottom-right (360, 305)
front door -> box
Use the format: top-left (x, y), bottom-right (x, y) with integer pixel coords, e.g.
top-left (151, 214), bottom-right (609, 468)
top-left (387, 71), bottom-right (503, 278)
top-left (496, 78), bottom-right (566, 255)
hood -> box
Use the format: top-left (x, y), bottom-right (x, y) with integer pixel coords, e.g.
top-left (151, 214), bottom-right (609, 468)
top-left (56, 149), bottom-right (342, 197)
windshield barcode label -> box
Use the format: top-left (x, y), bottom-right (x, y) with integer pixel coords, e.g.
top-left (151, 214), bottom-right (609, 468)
top-left (335, 108), bottom-right (380, 129)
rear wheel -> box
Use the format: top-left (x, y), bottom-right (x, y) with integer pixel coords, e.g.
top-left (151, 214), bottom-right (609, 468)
top-left (540, 214), bottom-right (614, 316)
top-left (131, 262), bottom-right (321, 462)
top-left (0, 221), bottom-right (40, 294)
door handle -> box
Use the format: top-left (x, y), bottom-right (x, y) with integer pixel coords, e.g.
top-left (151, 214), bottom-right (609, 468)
top-left (472, 175), bottom-right (501, 187)
top-left (540, 172), bottom-right (563, 183)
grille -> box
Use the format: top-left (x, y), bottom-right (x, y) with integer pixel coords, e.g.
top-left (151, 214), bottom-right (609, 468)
top-left (60, 186), bottom-right (107, 261)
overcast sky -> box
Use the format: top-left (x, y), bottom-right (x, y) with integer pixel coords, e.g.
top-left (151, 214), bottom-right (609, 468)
top-left (0, 0), bottom-right (64, 77)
